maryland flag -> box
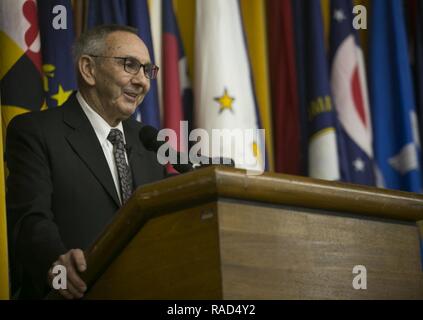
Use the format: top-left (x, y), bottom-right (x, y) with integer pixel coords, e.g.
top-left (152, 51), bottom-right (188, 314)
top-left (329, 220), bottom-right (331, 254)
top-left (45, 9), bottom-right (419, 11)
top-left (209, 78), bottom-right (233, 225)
top-left (0, 0), bottom-right (45, 299)
top-left (0, 0), bottom-right (44, 129)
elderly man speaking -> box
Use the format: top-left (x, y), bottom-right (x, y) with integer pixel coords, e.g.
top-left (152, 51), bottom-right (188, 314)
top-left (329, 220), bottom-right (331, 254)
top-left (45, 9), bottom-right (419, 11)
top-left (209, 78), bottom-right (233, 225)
top-left (5, 25), bottom-right (166, 299)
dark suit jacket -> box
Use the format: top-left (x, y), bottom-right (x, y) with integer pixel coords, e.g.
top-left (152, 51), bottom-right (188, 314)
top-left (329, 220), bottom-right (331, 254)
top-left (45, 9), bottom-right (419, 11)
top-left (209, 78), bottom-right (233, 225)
top-left (5, 93), bottom-right (167, 299)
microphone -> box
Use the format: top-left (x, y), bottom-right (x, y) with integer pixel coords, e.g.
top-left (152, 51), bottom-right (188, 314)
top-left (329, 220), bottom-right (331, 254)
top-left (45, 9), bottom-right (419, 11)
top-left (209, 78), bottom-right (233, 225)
top-left (139, 125), bottom-right (196, 173)
top-left (139, 125), bottom-right (235, 173)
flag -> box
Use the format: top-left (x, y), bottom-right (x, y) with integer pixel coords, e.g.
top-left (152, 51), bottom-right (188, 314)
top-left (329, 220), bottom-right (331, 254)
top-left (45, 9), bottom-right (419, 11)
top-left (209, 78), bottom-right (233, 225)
top-left (267, 0), bottom-right (301, 175)
top-left (0, 0), bottom-right (45, 299)
top-left (0, 0), bottom-right (44, 131)
top-left (162, 0), bottom-right (193, 152)
top-left (38, 0), bottom-right (77, 108)
top-left (87, 0), bottom-right (127, 25)
top-left (87, 0), bottom-right (161, 129)
top-left (369, 0), bottom-right (422, 192)
top-left (304, 1), bottom-right (340, 180)
top-left (329, 0), bottom-right (375, 185)
top-left (195, 0), bottom-right (264, 173)
top-left (241, 0), bottom-right (274, 172)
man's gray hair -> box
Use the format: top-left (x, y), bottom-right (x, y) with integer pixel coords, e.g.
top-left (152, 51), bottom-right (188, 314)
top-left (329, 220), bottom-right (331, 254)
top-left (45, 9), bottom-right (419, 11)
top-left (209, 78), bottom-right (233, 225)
top-left (72, 24), bottom-right (138, 65)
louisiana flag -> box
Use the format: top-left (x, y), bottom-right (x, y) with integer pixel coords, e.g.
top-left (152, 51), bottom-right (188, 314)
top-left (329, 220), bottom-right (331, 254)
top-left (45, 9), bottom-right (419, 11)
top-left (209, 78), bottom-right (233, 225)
top-left (38, 0), bottom-right (77, 108)
top-left (195, 0), bottom-right (264, 173)
top-left (304, 1), bottom-right (340, 180)
top-left (329, 0), bottom-right (375, 185)
top-left (369, 0), bottom-right (422, 192)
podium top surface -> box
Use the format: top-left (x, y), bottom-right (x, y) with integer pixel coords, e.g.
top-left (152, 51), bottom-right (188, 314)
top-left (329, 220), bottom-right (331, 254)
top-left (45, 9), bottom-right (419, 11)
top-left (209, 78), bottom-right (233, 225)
top-left (136, 165), bottom-right (423, 222)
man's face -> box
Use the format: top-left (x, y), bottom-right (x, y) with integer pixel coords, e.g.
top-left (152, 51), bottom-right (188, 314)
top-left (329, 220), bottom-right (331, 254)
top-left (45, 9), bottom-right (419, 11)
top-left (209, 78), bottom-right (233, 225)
top-left (93, 31), bottom-right (151, 123)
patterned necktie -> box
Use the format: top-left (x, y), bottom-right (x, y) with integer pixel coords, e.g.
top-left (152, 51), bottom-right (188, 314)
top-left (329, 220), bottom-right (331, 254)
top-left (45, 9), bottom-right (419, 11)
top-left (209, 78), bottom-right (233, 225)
top-left (107, 129), bottom-right (133, 205)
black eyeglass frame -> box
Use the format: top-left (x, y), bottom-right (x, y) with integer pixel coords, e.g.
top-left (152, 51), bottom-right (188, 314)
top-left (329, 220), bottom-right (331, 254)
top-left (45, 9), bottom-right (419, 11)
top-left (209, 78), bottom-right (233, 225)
top-left (88, 54), bottom-right (159, 79)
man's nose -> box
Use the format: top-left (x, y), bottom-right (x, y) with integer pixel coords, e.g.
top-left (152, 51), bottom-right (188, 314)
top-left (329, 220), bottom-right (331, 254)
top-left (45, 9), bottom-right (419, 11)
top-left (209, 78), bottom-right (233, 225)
top-left (131, 69), bottom-right (150, 89)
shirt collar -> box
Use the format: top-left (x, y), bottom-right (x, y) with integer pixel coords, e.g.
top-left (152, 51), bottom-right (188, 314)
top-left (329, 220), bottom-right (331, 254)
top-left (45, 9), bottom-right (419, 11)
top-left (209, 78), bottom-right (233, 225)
top-left (76, 91), bottom-right (125, 144)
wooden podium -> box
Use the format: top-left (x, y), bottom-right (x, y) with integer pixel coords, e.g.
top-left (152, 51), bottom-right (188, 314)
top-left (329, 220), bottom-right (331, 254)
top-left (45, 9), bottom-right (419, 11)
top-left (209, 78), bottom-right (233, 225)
top-left (54, 166), bottom-right (423, 299)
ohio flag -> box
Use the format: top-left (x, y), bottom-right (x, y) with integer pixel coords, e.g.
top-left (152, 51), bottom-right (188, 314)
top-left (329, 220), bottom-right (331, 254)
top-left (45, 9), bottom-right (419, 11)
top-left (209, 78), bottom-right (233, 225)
top-left (330, 0), bottom-right (375, 185)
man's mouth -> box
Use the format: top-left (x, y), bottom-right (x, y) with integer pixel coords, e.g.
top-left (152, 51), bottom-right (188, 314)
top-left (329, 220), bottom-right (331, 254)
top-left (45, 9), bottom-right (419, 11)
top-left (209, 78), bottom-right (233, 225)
top-left (123, 91), bottom-right (140, 102)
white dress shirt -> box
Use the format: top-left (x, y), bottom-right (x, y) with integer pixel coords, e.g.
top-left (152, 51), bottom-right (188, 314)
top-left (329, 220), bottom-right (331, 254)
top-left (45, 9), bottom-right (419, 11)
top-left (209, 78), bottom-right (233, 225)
top-left (76, 91), bottom-right (129, 204)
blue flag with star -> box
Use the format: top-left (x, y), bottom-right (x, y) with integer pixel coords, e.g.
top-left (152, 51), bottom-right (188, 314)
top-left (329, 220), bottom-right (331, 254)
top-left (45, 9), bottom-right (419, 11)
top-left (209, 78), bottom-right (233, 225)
top-left (329, 0), bottom-right (375, 186)
top-left (369, 0), bottom-right (422, 192)
top-left (38, 0), bottom-right (77, 108)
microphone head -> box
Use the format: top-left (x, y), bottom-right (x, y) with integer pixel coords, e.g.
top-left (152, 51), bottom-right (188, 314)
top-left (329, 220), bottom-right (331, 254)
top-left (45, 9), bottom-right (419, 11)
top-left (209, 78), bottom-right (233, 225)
top-left (139, 125), bottom-right (193, 173)
top-left (139, 125), bottom-right (163, 152)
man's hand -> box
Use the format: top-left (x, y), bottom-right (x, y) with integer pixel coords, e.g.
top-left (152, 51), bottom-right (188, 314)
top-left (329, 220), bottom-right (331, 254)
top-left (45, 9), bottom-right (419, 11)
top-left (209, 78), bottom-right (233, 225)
top-left (48, 249), bottom-right (87, 299)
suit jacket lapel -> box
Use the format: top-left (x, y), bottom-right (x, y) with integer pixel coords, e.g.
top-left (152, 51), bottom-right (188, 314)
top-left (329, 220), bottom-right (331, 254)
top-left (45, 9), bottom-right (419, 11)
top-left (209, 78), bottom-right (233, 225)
top-left (63, 94), bottom-right (121, 207)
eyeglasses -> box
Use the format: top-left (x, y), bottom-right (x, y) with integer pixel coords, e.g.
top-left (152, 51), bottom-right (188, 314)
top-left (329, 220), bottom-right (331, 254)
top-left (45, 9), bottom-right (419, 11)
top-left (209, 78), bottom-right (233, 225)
top-left (89, 55), bottom-right (159, 79)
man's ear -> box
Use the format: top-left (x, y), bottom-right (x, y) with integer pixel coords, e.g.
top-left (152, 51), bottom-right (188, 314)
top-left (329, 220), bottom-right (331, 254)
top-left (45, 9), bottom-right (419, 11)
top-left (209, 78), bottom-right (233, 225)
top-left (78, 55), bottom-right (96, 86)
